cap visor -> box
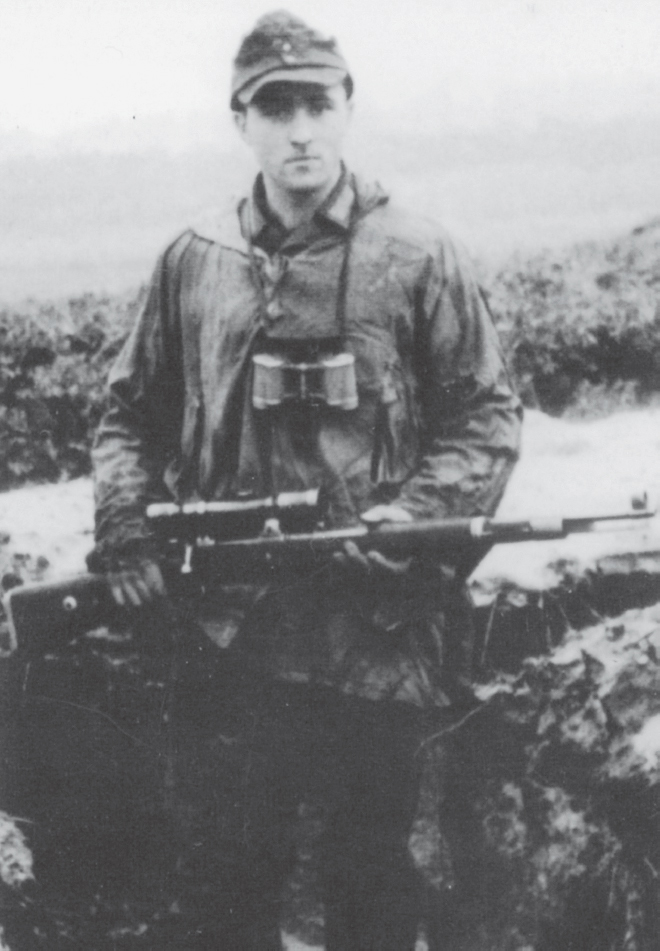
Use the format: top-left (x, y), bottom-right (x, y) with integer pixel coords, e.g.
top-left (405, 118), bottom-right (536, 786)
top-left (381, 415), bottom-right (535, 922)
top-left (237, 66), bottom-right (347, 105)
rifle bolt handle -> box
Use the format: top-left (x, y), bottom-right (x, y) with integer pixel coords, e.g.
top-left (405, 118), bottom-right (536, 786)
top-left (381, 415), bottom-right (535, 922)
top-left (62, 595), bottom-right (78, 612)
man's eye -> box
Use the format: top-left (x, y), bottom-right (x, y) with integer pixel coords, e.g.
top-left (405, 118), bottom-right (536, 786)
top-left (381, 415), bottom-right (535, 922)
top-left (253, 91), bottom-right (332, 120)
top-left (306, 97), bottom-right (332, 116)
top-left (261, 105), bottom-right (294, 121)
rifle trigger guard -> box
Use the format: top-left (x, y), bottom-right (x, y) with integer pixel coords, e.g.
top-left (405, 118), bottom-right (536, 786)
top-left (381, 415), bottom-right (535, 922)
top-left (181, 544), bottom-right (194, 574)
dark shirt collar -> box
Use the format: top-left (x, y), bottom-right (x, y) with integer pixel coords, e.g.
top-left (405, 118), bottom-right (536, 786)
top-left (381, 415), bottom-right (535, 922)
top-left (246, 164), bottom-right (355, 250)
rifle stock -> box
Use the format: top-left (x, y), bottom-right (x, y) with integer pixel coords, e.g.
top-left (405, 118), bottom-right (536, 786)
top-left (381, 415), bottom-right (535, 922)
top-left (2, 573), bottom-right (116, 657)
top-left (2, 506), bottom-right (654, 657)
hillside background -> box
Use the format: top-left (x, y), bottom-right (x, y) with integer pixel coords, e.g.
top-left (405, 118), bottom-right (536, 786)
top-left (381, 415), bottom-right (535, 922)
top-left (3, 110), bottom-right (660, 303)
top-left (2, 103), bottom-right (660, 489)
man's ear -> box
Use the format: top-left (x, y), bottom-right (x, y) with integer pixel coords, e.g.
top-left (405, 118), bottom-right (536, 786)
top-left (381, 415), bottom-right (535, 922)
top-left (233, 110), bottom-right (248, 140)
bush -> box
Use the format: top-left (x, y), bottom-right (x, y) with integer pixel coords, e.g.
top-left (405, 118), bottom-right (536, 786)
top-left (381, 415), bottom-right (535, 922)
top-left (2, 218), bottom-right (660, 488)
top-left (488, 219), bottom-right (660, 414)
top-left (0, 290), bottom-right (144, 490)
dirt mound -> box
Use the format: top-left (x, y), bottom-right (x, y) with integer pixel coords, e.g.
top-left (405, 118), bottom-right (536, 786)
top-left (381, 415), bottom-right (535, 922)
top-left (428, 604), bottom-right (660, 950)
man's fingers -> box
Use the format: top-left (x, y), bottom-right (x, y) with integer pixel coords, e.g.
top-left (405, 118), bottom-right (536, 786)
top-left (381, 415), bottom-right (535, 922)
top-left (366, 550), bottom-right (412, 575)
top-left (335, 542), bottom-right (412, 577)
top-left (333, 541), bottom-right (371, 575)
top-left (343, 540), bottom-right (372, 570)
top-left (122, 575), bottom-right (146, 608)
top-left (131, 573), bottom-right (154, 604)
top-left (109, 576), bottom-right (126, 607)
top-left (335, 541), bottom-right (411, 576)
top-left (360, 504), bottom-right (413, 525)
top-left (143, 562), bottom-right (167, 597)
top-left (107, 562), bottom-right (167, 609)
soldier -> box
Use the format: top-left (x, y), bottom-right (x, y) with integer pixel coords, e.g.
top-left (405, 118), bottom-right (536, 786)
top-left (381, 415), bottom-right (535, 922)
top-left (90, 10), bottom-right (522, 950)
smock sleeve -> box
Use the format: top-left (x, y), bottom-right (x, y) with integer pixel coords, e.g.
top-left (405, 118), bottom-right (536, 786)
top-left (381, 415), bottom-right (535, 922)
top-left (396, 236), bottom-right (523, 521)
top-left (89, 232), bottom-right (193, 570)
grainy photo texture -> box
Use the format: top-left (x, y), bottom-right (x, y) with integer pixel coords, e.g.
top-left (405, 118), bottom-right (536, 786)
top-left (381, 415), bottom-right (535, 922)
top-left (0, 2), bottom-right (659, 949)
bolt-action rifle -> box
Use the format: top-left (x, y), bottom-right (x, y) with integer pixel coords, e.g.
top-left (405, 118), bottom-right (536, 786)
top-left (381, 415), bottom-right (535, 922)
top-left (1, 489), bottom-right (654, 657)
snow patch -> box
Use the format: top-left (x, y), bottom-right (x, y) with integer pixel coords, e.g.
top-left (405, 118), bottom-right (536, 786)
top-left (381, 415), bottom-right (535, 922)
top-left (0, 408), bottom-right (658, 596)
top-left (631, 713), bottom-right (660, 770)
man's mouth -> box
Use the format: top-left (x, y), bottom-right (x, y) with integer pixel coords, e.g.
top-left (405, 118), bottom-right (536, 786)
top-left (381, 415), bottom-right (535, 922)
top-left (286, 155), bottom-right (320, 164)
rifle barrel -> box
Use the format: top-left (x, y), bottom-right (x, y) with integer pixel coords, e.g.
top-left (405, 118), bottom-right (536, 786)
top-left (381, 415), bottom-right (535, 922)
top-left (1, 506), bottom-right (654, 657)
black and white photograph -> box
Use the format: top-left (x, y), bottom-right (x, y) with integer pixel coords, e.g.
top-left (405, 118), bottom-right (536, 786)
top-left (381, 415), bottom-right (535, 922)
top-left (0, 1), bottom-right (659, 948)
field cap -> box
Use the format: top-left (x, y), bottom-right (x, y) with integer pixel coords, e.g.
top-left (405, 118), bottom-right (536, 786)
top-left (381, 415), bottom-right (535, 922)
top-left (231, 10), bottom-right (352, 110)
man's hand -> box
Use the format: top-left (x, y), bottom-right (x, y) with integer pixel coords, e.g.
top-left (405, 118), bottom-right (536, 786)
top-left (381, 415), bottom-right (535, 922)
top-left (108, 559), bottom-right (167, 609)
top-left (333, 504), bottom-right (414, 577)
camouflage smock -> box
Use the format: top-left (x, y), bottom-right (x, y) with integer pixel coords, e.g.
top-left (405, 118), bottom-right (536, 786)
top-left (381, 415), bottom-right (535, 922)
top-left (91, 171), bottom-right (522, 708)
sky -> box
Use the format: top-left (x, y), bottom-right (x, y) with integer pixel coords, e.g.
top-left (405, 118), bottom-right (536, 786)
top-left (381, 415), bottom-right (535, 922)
top-left (2, 0), bottom-right (660, 150)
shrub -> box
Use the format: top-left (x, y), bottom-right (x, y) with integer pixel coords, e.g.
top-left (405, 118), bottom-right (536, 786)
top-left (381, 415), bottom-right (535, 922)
top-left (0, 290), bottom-right (144, 490)
top-left (2, 218), bottom-right (660, 488)
top-left (487, 220), bottom-right (660, 414)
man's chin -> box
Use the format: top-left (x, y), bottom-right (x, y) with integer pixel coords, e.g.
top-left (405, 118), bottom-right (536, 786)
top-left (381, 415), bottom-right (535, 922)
top-left (284, 170), bottom-right (327, 193)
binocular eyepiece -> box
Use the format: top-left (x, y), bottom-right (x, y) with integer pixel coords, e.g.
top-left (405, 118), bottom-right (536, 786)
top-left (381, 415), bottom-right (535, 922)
top-left (252, 345), bottom-right (358, 411)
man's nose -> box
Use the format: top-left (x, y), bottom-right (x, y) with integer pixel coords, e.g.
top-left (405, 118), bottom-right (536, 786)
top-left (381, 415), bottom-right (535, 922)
top-left (288, 107), bottom-right (314, 146)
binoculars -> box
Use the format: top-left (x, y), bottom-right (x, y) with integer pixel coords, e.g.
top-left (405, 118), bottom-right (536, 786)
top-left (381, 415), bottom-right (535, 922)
top-left (252, 349), bottom-right (358, 410)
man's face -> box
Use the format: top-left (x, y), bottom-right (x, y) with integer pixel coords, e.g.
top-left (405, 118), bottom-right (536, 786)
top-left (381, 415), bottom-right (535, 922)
top-left (234, 82), bottom-right (353, 196)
